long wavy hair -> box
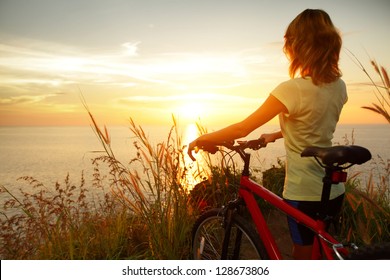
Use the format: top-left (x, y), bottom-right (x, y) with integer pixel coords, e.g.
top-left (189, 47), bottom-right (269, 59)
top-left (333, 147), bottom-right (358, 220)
top-left (283, 9), bottom-right (342, 86)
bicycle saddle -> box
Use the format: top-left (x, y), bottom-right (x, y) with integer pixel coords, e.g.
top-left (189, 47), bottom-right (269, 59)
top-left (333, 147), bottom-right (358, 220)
top-left (301, 145), bottom-right (372, 166)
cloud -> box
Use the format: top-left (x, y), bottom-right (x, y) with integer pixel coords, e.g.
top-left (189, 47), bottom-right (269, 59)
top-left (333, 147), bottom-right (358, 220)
top-left (0, 94), bottom-right (57, 105)
top-left (0, 37), bottom-right (285, 110)
top-left (121, 41), bottom-right (141, 57)
top-left (117, 93), bottom-right (262, 107)
top-left (0, 40), bottom-right (167, 88)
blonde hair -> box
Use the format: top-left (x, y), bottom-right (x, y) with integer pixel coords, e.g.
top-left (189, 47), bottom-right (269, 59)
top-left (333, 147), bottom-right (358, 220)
top-left (283, 9), bottom-right (342, 86)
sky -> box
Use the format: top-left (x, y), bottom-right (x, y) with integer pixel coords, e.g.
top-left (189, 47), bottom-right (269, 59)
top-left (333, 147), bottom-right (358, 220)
top-left (0, 0), bottom-right (389, 126)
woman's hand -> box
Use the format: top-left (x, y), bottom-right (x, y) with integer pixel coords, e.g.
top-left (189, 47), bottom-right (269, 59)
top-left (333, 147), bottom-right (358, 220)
top-left (187, 139), bottom-right (199, 161)
top-left (187, 134), bottom-right (214, 161)
top-left (260, 131), bottom-right (283, 144)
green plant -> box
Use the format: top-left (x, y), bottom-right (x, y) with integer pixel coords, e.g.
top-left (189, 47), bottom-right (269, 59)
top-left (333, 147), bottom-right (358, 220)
top-left (261, 159), bottom-right (285, 197)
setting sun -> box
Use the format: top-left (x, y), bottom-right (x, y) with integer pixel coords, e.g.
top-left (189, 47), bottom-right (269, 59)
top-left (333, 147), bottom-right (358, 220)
top-left (177, 101), bottom-right (205, 122)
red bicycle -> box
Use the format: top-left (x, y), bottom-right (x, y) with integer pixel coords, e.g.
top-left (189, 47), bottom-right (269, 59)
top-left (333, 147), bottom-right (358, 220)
top-left (191, 138), bottom-right (390, 259)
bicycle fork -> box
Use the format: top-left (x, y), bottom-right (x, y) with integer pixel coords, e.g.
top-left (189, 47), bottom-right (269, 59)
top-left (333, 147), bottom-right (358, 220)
top-left (220, 198), bottom-right (245, 259)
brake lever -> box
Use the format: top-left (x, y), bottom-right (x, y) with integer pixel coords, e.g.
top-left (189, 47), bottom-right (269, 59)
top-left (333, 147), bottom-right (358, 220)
top-left (237, 138), bottom-right (266, 150)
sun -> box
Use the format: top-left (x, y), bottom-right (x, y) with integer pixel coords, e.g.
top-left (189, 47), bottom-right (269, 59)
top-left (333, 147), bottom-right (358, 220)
top-left (177, 101), bottom-right (206, 122)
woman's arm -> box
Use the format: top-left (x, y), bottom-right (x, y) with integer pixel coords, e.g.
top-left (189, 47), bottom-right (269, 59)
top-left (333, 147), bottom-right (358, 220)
top-left (188, 95), bottom-right (287, 160)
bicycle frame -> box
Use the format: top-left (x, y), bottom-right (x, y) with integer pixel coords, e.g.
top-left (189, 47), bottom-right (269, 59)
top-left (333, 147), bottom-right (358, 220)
top-left (238, 175), bottom-right (347, 260)
top-left (193, 139), bottom-right (370, 260)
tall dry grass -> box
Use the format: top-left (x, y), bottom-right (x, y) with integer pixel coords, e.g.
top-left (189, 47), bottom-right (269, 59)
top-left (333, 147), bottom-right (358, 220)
top-left (83, 96), bottom-right (202, 258)
top-left (341, 157), bottom-right (390, 245)
top-left (339, 54), bottom-right (390, 244)
top-left (362, 60), bottom-right (390, 123)
top-left (0, 172), bottom-right (136, 259)
top-left (0, 103), bottom-right (206, 259)
top-left (346, 51), bottom-right (390, 123)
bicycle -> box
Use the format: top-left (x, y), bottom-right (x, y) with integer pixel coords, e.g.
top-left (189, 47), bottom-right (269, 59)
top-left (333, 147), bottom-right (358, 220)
top-left (191, 138), bottom-right (390, 260)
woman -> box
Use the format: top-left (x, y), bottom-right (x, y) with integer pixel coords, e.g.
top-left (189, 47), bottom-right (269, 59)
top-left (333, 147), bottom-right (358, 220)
top-left (187, 9), bottom-right (347, 259)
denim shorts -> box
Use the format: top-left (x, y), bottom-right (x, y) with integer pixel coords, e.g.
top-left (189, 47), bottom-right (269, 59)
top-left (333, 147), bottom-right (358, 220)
top-left (285, 194), bottom-right (344, 246)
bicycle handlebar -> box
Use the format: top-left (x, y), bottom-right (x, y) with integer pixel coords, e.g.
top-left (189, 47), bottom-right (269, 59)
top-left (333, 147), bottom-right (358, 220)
top-left (190, 138), bottom-right (371, 170)
top-left (189, 138), bottom-right (267, 161)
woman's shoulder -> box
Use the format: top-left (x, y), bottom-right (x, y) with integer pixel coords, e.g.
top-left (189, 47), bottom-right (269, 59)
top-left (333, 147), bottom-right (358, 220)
top-left (281, 77), bottom-right (346, 88)
top-left (322, 78), bottom-right (346, 91)
top-left (278, 77), bottom-right (312, 86)
top-left (334, 78), bottom-right (346, 87)
top-left (275, 78), bottom-right (301, 89)
top-left (272, 77), bottom-right (346, 93)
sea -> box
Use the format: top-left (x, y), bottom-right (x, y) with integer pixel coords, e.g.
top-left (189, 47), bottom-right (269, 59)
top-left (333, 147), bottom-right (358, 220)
top-left (0, 124), bottom-right (389, 195)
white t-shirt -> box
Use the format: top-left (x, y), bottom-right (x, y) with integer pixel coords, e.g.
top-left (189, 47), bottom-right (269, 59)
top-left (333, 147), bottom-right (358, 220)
top-left (271, 77), bottom-right (347, 201)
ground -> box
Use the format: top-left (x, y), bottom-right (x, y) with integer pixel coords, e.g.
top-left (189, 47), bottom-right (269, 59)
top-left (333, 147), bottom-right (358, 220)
top-left (265, 209), bottom-right (293, 259)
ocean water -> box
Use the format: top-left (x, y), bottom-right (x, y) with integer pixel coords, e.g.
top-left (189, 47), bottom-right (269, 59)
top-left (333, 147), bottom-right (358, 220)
top-left (0, 124), bottom-right (389, 193)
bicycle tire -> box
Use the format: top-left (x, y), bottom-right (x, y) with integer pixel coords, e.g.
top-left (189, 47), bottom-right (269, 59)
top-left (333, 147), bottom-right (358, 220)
top-left (346, 242), bottom-right (390, 260)
top-left (192, 208), bottom-right (269, 259)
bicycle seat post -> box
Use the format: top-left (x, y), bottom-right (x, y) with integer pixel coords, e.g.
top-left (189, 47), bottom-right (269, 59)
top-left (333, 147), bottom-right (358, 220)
top-left (320, 167), bottom-right (334, 219)
top-left (321, 167), bottom-right (333, 204)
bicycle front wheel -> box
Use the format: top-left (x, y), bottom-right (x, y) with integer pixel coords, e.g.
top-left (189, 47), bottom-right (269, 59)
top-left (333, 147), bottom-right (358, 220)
top-left (192, 208), bottom-right (269, 259)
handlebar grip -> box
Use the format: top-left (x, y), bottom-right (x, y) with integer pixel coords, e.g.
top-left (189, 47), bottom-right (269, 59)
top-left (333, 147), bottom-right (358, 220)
top-left (247, 137), bottom-right (266, 149)
top-left (197, 140), bottom-right (219, 154)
